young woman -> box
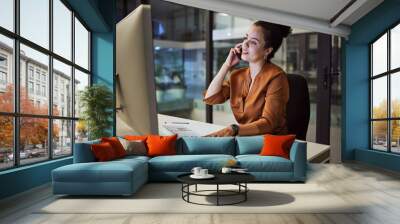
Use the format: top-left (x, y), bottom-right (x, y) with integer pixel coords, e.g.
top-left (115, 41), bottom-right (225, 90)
top-left (204, 21), bottom-right (291, 137)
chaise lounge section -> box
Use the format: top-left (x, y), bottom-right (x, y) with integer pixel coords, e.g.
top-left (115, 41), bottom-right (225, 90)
top-left (52, 140), bottom-right (149, 196)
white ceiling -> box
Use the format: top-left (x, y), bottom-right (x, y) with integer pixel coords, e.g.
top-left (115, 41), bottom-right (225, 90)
top-left (224, 0), bottom-right (352, 23)
top-left (164, 0), bottom-right (384, 38)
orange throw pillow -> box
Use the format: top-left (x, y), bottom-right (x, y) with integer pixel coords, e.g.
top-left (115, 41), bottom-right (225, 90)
top-left (124, 135), bottom-right (148, 141)
top-left (146, 134), bottom-right (178, 157)
top-left (260, 134), bottom-right (296, 159)
top-left (91, 142), bottom-right (117, 161)
top-left (101, 137), bottom-right (127, 158)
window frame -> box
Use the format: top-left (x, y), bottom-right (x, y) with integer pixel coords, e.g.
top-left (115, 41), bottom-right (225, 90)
top-left (0, 0), bottom-right (92, 171)
top-left (0, 71), bottom-right (7, 85)
top-left (369, 19), bottom-right (400, 154)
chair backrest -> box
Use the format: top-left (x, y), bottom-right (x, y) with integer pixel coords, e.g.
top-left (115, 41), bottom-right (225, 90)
top-left (286, 74), bottom-right (310, 140)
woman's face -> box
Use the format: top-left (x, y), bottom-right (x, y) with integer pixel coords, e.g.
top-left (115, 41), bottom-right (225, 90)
top-left (241, 25), bottom-right (272, 63)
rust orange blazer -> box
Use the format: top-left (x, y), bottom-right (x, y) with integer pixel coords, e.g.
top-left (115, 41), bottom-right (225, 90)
top-left (203, 62), bottom-right (289, 136)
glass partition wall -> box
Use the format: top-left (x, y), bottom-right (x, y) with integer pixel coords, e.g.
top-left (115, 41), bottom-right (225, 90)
top-left (0, 0), bottom-right (91, 170)
top-left (151, 0), bottom-right (207, 121)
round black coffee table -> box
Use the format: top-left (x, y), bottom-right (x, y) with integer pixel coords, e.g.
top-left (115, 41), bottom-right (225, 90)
top-left (177, 173), bottom-right (255, 206)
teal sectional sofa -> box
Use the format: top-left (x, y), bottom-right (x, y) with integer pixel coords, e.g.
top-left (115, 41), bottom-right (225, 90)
top-left (52, 136), bottom-right (307, 196)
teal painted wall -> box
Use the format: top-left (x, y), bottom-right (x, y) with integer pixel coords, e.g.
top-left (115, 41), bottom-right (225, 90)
top-left (355, 148), bottom-right (400, 172)
top-left (344, 0), bottom-right (400, 171)
top-left (91, 0), bottom-right (116, 135)
top-left (92, 32), bottom-right (114, 87)
top-left (92, 31), bottom-right (115, 135)
top-left (0, 158), bottom-right (72, 199)
top-left (0, 0), bottom-right (116, 200)
top-left (343, 44), bottom-right (369, 160)
top-left (66, 0), bottom-right (110, 32)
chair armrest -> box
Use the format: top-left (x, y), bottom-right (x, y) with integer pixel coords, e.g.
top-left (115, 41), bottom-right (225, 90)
top-left (289, 140), bottom-right (307, 181)
top-left (73, 140), bottom-right (100, 163)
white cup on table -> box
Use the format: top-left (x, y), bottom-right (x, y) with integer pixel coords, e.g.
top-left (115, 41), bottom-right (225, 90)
top-left (199, 169), bottom-right (208, 176)
top-left (191, 167), bottom-right (202, 176)
top-left (221, 167), bottom-right (232, 174)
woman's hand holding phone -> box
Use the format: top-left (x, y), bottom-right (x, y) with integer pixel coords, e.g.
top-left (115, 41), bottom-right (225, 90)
top-left (205, 43), bottom-right (242, 99)
top-left (224, 43), bottom-right (242, 69)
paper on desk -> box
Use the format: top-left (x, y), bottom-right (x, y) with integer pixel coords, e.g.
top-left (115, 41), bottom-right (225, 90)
top-left (158, 114), bottom-right (226, 137)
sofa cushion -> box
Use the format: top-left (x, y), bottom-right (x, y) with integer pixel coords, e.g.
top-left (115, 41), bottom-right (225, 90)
top-left (91, 142), bottom-right (118, 161)
top-left (147, 134), bottom-right (178, 157)
top-left (148, 154), bottom-right (235, 172)
top-left (101, 137), bottom-right (127, 158)
top-left (177, 137), bottom-right (235, 155)
top-left (119, 138), bottom-right (147, 156)
top-left (73, 139), bottom-right (100, 163)
top-left (235, 135), bottom-right (263, 155)
top-left (236, 155), bottom-right (293, 172)
top-left (114, 155), bottom-right (150, 164)
top-left (52, 158), bottom-right (147, 183)
top-left (260, 134), bottom-right (296, 159)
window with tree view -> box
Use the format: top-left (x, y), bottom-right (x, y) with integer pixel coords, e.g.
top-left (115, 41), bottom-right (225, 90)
top-left (371, 23), bottom-right (400, 153)
top-left (0, 0), bottom-right (91, 170)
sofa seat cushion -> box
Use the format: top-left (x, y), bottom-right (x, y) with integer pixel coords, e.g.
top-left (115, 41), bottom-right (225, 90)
top-left (53, 159), bottom-right (147, 183)
top-left (236, 155), bottom-right (293, 172)
top-left (116, 155), bottom-right (150, 163)
top-left (149, 154), bottom-right (235, 172)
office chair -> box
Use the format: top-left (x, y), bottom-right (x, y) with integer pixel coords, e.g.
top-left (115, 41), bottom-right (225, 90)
top-left (286, 74), bottom-right (310, 141)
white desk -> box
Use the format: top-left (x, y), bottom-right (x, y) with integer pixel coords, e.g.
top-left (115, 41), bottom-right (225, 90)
top-left (306, 142), bottom-right (330, 163)
top-left (158, 114), bottom-right (330, 162)
top-left (158, 113), bottom-right (225, 137)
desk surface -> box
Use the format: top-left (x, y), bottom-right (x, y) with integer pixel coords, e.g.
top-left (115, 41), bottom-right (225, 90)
top-left (158, 114), bottom-right (330, 162)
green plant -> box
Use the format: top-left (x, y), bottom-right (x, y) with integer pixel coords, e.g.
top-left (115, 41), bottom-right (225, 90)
top-left (79, 84), bottom-right (113, 140)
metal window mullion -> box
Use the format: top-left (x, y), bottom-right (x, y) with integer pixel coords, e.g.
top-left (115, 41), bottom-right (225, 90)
top-left (3, 32), bottom-right (82, 70)
top-left (48, 0), bottom-right (54, 160)
top-left (1, 27), bottom-right (91, 74)
top-left (13, 0), bottom-right (21, 167)
top-left (88, 31), bottom-right (92, 86)
top-left (370, 45), bottom-right (373, 149)
top-left (16, 35), bottom-right (90, 73)
top-left (372, 118), bottom-right (396, 121)
top-left (370, 67), bottom-right (400, 79)
top-left (20, 37), bottom-right (90, 74)
top-left (112, 12), bottom-right (116, 136)
top-left (388, 30), bottom-right (391, 152)
top-left (0, 112), bottom-right (15, 116)
top-left (71, 11), bottom-right (76, 156)
top-left (74, 64), bottom-right (90, 74)
top-left (0, 27), bottom-right (17, 39)
top-left (0, 113), bottom-right (78, 120)
top-left (88, 31), bottom-right (91, 75)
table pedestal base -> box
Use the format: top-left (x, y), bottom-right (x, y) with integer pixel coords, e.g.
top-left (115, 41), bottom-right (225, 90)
top-left (181, 183), bottom-right (249, 206)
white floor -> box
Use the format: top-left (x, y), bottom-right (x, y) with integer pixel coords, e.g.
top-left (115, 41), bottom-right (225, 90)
top-left (1, 163), bottom-right (400, 224)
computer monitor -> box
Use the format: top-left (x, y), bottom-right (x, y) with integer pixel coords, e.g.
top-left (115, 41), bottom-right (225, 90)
top-left (116, 4), bottom-right (158, 136)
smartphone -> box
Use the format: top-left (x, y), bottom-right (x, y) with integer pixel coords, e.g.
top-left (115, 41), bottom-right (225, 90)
top-left (235, 46), bottom-right (242, 60)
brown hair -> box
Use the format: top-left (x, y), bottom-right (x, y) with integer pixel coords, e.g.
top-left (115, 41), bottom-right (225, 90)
top-left (253, 21), bottom-right (292, 62)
